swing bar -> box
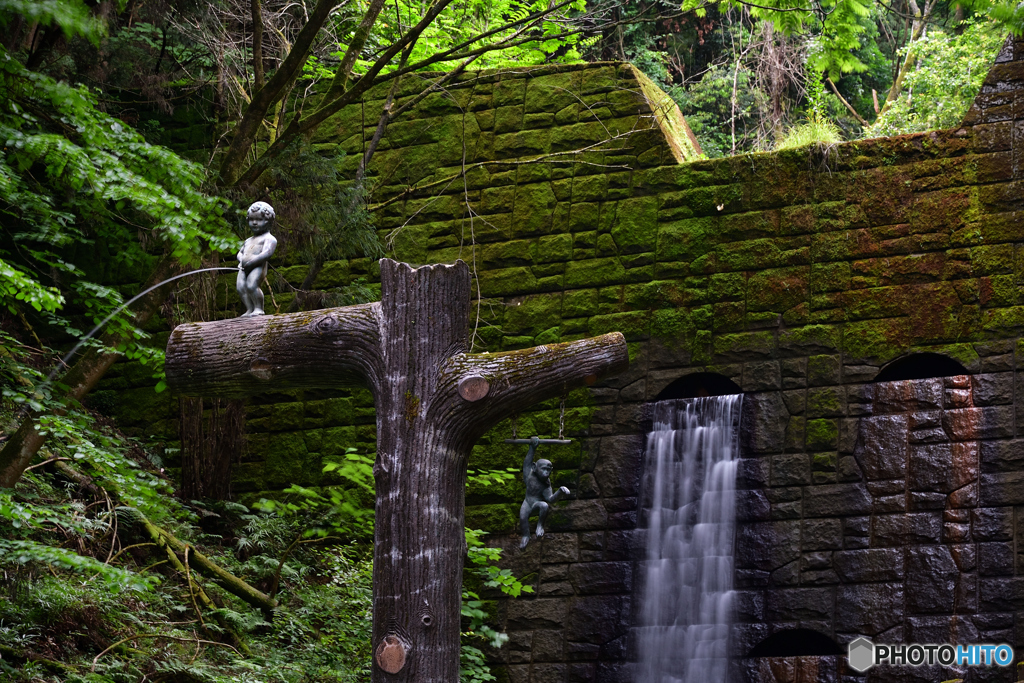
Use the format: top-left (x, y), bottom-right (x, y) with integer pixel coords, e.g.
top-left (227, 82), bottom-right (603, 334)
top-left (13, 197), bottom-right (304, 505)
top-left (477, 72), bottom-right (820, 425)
top-left (504, 438), bottom-right (573, 444)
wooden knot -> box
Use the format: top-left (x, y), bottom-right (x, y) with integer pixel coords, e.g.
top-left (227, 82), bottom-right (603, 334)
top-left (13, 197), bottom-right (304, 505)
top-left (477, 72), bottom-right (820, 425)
top-left (314, 314), bottom-right (339, 334)
top-left (375, 635), bottom-right (407, 674)
top-left (248, 359), bottom-right (274, 380)
top-left (458, 375), bottom-right (490, 402)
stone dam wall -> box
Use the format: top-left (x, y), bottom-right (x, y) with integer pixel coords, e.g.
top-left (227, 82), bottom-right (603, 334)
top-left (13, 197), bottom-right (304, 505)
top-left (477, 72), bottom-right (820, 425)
top-left (96, 37), bottom-right (1024, 683)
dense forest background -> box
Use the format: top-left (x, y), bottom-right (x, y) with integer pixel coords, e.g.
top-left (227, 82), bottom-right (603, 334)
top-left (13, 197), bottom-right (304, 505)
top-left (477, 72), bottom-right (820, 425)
top-left (0, 0), bottom-right (1014, 680)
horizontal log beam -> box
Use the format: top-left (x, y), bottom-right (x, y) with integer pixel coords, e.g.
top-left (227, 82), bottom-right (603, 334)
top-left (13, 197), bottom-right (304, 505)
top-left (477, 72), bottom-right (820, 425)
top-left (165, 303), bottom-right (382, 398)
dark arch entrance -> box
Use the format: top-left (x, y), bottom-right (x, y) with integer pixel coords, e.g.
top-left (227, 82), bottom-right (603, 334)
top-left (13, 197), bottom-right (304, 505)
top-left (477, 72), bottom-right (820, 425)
top-left (874, 352), bottom-right (969, 383)
top-left (654, 372), bottom-right (742, 401)
top-left (747, 629), bottom-right (843, 657)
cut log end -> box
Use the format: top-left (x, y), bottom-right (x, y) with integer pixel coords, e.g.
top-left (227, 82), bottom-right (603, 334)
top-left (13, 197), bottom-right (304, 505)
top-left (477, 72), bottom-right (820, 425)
top-left (457, 375), bottom-right (490, 402)
top-left (375, 635), bottom-right (407, 674)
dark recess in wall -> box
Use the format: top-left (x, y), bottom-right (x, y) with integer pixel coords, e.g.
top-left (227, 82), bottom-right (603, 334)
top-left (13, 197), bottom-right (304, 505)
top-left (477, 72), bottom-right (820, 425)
top-left (655, 372), bottom-right (743, 400)
top-left (873, 353), bottom-right (969, 383)
top-left (747, 629), bottom-right (844, 657)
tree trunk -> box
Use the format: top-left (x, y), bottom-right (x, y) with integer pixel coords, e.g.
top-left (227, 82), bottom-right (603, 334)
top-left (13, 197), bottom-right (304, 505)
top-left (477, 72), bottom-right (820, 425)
top-left (180, 397), bottom-right (243, 500)
top-left (165, 259), bottom-right (629, 681)
top-left (0, 256), bottom-right (178, 488)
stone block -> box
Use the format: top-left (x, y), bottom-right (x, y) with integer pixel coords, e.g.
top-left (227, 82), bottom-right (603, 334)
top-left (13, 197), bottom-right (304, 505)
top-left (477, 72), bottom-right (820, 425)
top-left (943, 406), bottom-right (1014, 441)
top-left (735, 520), bottom-right (801, 571)
top-left (835, 584), bottom-right (903, 635)
top-left (531, 630), bottom-right (566, 662)
top-left (980, 471), bottom-right (1024, 506)
top-left (565, 595), bottom-right (629, 644)
top-left (973, 507), bottom-right (1014, 541)
top-left (803, 483), bottom-right (872, 517)
top-left (568, 562), bottom-right (632, 595)
top-left (872, 512), bottom-right (942, 546)
top-left (971, 372), bottom-right (1014, 405)
top-left (905, 546), bottom-right (958, 614)
top-left (771, 453), bottom-right (811, 486)
top-left (980, 439), bottom-right (1024, 472)
top-left (978, 542), bottom-right (1014, 576)
top-left (593, 435), bottom-right (643, 497)
top-left (766, 588), bottom-right (834, 621)
top-left (856, 414), bottom-right (908, 480)
top-left (834, 549), bottom-right (904, 582)
top-left (907, 442), bottom-right (978, 493)
top-left (508, 598), bottom-right (569, 630)
top-left (741, 392), bottom-right (788, 454)
top-left (802, 518), bottom-right (843, 550)
top-left (807, 355), bottom-right (842, 386)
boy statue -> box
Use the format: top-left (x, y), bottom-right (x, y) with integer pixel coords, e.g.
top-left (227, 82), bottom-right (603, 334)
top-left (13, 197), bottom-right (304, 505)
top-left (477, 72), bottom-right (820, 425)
top-left (519, 436), bottom-right (571, 549)
top-left (236, 201), bottom-right (278, 317)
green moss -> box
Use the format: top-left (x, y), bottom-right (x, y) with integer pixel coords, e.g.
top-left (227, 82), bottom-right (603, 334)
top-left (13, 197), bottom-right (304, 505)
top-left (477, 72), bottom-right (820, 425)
top-left (805, 419), bottom-right (839, 451)
top-left (656, 217), bottom-right (713, 262)
top-left (504, 292), bottom-right (562, 334)
top-left (563, 289), bottom-right (599, 317)
top-left (713, 331), bottom-right (776, 359)
top-left (610, 196), bottom-right (658, 255)
top-left (589, 310), bottom-right (650, 340)
top-left (565, 257), bottom-right (626, 288)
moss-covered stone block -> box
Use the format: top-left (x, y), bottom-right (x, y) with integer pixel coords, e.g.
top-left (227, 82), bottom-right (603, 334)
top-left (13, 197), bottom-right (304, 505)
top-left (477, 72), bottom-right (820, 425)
top-left (806, 386), bottom-right (844, 417)
top-left (495, 130), bottom-right (551, 158)
top-left (746, 266), bottom-right (809, 312)
top-left (493, 78), bottom-right (527, 107)
top-left (713, 331), bottom-right (776, 360)
top-left (481, 240), bottom-right (534, 269)
top-left (710, 272), bottom-right (745, 302)
top-left (779, 325), bottom-right (842, 357)
top-left (610, 196), bottom-right (657, 255)
top-left (312, 260), bottom-right (350, 289)
top-left (257, 432), bottom-right (310, 488)
top-left (479, 267), bottom-right (537, 297)
top-left (842, 318), bottom-right (908, 363)
top-left (565, 258), bottom-right (626, 288)
top-left (563, 289), bottom-right (599, 317)
top-left (511, 184), bottom-right (557, 235)
top-left (494, 105), bottom-right (524, 134)
top-left (504, 293), bottom-right (562, 334)
top-left (805, 419), bottom-right (839, 451)
top-left (533, 234), bottom-right (572, 263)
top-left (657, 217), bottom-right (713, 262)
top-left (465, 504), bottom-right (517, 534)
top-left (810, 262), bottom-right (851, 293)
top-left (589, 310), bottom-right (650, 339)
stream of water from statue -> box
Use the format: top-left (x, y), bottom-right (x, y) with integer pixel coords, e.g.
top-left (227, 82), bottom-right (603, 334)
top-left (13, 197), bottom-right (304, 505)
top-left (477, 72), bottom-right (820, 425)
top-left (636, 394), bottom-right (742, 683)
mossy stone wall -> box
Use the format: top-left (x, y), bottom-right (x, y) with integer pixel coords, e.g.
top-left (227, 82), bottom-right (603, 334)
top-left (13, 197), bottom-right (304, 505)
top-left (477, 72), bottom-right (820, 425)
top-left (95, 38), bottom-right (1024, 683)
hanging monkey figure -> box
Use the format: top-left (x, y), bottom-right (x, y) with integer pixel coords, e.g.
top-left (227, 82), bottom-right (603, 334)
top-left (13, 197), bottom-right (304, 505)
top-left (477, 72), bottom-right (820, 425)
top-left (519, 436), bottom-right (570, 549)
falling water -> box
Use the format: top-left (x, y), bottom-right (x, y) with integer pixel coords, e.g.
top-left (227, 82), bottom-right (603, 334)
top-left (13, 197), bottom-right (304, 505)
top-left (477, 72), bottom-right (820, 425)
top-left (636, 394), bottom-right (743, 683)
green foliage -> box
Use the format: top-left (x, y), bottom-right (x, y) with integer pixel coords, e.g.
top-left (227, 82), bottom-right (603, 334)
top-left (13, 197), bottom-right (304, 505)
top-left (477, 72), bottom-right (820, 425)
top-left (0, 11), bottom-right (235, 367)
top-left (775, 71), bottom-right (843, 149)
top-left (0, 0), bottom-right (107, 44)
top-left (867, 20), bottom-right (1005, 137)
top-left (349, 0), bottom-right (591, 73)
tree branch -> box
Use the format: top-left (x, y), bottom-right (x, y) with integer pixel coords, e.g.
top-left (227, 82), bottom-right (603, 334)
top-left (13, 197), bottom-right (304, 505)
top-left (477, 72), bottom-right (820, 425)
top-left (166, 303), bottom-right (383, 397)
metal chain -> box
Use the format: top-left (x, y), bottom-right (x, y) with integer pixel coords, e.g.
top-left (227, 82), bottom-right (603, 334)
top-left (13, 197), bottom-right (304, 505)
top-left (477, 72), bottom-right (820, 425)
top-left (511, 413), bottom-right (518, 439)
top-left (558, 395), bottom-right (566, 440)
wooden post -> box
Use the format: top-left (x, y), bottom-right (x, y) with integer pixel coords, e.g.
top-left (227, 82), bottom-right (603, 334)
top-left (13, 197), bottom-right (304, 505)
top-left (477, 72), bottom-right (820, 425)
top-left (165, 259), bottom-right (629, 682)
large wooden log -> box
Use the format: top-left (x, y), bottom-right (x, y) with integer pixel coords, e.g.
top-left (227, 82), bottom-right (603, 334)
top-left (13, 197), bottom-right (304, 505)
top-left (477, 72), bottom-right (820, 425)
top-left (165, 259), bottom-right (629, 682)
top-left (165, 302), bottom-right (382, 397)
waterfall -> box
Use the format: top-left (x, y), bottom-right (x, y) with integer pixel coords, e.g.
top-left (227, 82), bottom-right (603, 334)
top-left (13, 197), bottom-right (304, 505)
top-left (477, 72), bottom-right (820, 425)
top-left (636, 394), bottom-right (743, 683)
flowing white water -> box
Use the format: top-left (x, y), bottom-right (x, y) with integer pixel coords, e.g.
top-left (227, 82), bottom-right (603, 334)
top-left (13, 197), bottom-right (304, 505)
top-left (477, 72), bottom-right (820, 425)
top-left (636, 394), bottom-right (743, 683)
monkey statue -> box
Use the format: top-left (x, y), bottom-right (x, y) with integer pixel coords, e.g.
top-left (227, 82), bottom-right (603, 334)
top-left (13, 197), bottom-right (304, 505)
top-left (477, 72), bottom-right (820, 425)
top-left (519, 436), bottom-right (570, 549)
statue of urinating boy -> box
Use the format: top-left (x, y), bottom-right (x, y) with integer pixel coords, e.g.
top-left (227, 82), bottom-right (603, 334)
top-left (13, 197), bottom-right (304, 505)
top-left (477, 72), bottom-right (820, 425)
top-left (236, 201), bottom-right (278, 317)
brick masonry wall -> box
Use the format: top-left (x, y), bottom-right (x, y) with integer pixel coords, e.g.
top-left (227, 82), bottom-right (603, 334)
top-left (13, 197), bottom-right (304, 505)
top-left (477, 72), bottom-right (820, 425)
top-left (96, 36), bottom-right (1024, 683)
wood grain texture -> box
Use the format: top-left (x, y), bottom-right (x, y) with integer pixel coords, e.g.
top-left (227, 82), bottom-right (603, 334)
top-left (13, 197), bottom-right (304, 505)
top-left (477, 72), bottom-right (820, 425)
top-left (165, 259), bottom-right (628, 682)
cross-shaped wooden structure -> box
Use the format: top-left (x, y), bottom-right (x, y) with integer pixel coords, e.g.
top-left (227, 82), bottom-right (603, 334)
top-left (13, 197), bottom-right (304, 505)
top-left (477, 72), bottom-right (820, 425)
top-left (165, 259), bottom-right (628, 681)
